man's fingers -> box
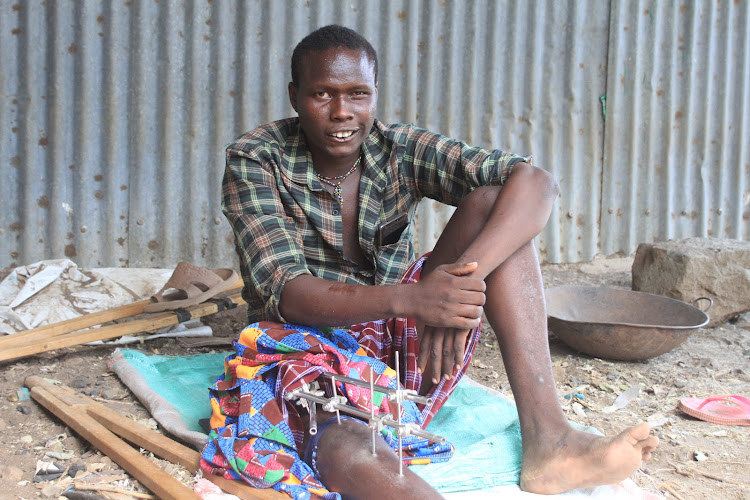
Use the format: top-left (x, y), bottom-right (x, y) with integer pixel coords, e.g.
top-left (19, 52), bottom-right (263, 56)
top-left (454, 289), bottom-right (486, 306)
top-left (419, 326), bottom-right (444, 378)
top-left (418, 328), bottom-right (430, 374)
top-left (428, 328), bottom-right (446, 384)
top-left (452, 329), bottom-right (469, 373)
top-left (441, 331), bottom-right (455, 381)
top-left (442, 261), bottom-right (479, 277)
top-left (451, 311), bottom-right (482, 330)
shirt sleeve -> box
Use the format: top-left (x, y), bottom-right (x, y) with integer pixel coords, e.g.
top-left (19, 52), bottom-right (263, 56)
top-left (222, 149), bottom-right (311, 322)
top-left (401, 126), bottom-right (532, 206)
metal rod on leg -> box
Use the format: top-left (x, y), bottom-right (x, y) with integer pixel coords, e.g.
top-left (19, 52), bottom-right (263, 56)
top-left (331, 375), bottom-right (341, 424)
top-left (319, 372), bottom-right (432, 406)
top-left (286, 390), bottom-right (445, 443)
top-left (369, 365), bottom-right (377, 457)
top-left (308, 399), bottom-right (318, 435)
top-left (396, 352), bottom-right (403, 476)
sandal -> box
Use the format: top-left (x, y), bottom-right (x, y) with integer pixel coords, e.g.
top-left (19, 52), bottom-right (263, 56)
top-left (678, 395), bottom-right (750, 426)
top-left (143, 262), bottom-right (239, 313)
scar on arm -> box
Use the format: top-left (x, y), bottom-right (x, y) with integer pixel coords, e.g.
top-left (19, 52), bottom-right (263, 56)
top-left (328, 283), bottom-right (357, 296)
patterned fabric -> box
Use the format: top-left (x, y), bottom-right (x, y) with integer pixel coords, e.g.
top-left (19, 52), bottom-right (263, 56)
top-left (200, 257), bottom-right (481, 500)
top-left (222, 117), bottom-right (530, 323)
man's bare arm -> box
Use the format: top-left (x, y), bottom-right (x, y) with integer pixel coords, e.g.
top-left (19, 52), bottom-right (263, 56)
top-left (458, 162), bottom-right (559, 278)
top-left (279, 262), bottom-right (485, 329)
top-left (417, 162), bottom-right (559, 381)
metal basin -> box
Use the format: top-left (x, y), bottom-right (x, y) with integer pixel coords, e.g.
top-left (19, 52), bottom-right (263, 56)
top-left (545, 286), bottom-right (711, 361)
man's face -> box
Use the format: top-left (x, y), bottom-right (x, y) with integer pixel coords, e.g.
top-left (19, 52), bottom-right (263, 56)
top-left (288, 48), bottom-right (378, 168)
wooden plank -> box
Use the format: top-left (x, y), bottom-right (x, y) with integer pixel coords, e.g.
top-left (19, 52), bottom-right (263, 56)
top-left (203, 474), bottom-right (288, 500)
top-left (0, 282), bottom-right (244, 349)
top-left (25, 376), bottom-right (287, 500)
top-left (0, 299), bottom-right (150, 347)
top-left (29, 385), bottom-right (200, 500)
top-left (0, 292), bottom-right (245, 362)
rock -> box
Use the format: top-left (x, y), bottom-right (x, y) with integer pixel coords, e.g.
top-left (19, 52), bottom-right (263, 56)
top-left (68, 375), bottom-right (91, 389)
top-left (40, 482), bottom-right (62, 497)
top-left (632, 238), bottom-right (750, 326)
top-left (734, 312), bottom-right (750, 329)
top-left (0, 464), bottom-right (24, 482)
top-left (102, 389), bottom-right (119, 400)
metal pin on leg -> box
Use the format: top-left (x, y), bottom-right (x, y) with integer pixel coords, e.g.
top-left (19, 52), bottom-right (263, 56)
top-left (331, 375), bottom-right (341, 424)
top-left (308, 399), bottom-right (318, 435)
top-left (395, 352), bottom-right (403, 476)
top-left (369, 365), bottom-right (377, 456)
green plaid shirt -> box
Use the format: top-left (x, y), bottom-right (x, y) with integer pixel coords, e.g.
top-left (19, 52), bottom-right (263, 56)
top-left (222, 118), bottom-right (530, 322)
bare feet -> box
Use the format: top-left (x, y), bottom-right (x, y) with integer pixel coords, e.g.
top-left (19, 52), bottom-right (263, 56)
top-left (520, 422), bottom-right (659, 495)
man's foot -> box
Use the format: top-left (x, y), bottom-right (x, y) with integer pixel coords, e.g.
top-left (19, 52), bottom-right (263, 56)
top-left (520, 422), bottom-right (659, 495)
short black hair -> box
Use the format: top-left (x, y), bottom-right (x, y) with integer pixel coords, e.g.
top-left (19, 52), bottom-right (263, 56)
top-left (291, 25), bottom-right (378, 86)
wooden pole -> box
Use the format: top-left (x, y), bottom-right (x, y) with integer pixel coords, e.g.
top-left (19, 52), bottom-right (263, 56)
top-left (0, 292), bottom-right (245, 363)
top-left (29, 384), bottom-right (201, 500)
top-left (0, 299), bottom-right (151, 348)
top-left (0, 282), bottom-right (244, 349)
top-left (25, 376), bottom-right (286, 500)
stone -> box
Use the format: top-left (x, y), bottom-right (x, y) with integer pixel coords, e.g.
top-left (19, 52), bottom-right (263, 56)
top-left (68, 375), bottom-right (91, 389)
top-left (632, 237), bottom-right (750, 326)
top-left (0, 464), bottom-right (24, 482)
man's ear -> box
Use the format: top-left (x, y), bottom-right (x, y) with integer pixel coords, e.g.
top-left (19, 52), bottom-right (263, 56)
top-left (288, 82), bottom-right (298, 112)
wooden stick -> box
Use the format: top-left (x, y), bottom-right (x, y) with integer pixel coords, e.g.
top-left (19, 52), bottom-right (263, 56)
top-left (0, 283), bottom-right (244, 349)
top-left (29, 385), bottom-right (200, 500)
top-left (72, 483), bottom-right (156, 499)
top-left (0, 299), bottom-right (151, 347)
top-left (25, 375), bottom-right (201, 472)
top-left (202, 475), bottom-right (287, 500)
top-left (25, 376), bottom-right (285, 500)
top-left (659, 482), bottom-right (686, 500)
top-left (670, 461), bottom-right (746, 486)
top-left (0, 292), bottom-right (245, 362)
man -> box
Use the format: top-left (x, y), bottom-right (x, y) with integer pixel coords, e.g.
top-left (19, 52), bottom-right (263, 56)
top-left (202, 25), bottom-right (658, 499)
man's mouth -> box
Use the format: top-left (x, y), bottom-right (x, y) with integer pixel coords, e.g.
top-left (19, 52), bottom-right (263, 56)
top-left (328, 130), bottom-right (357, 140)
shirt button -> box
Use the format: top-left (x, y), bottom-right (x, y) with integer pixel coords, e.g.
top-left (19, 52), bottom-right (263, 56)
top-left (332, 209), bottom-right (340, 215)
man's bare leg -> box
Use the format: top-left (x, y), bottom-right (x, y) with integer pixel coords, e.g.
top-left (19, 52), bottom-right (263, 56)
top-left (423, 186), bottom-right (659, 494)
top-left (313, 414), bottom-right (443, 499)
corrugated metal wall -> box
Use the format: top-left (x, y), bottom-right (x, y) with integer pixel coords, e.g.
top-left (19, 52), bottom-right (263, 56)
top-left (601, 0), bottom-right (750, 252)
top-left (1, 0), bottom-right (748, 270)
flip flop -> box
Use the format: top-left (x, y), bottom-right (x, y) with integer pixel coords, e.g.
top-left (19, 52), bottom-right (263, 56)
top-left (678, 395), bottom-right (750, 426)
top-left (143, 262), bottom-right (239, 313)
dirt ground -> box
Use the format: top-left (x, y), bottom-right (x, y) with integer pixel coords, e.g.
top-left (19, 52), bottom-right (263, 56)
top-left (0, 256), bottom-right (748, 500)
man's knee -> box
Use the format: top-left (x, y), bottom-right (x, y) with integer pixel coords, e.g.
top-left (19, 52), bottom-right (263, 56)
top-left (316, 419), bottom-right (377, 468)
top-left (458, 185), bottom-right (502, 224)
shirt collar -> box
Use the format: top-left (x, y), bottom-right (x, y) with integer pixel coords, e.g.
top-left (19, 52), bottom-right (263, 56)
top-left (281, 119), bottom-right (391, 193)
top-left (282, 123), bottom-right (318, 189)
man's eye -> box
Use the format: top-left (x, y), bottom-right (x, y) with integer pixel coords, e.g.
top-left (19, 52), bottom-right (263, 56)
top-left (316, 91), bottom-right (330, 98)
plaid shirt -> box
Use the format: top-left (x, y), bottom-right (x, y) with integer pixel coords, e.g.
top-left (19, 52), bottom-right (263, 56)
top-left (222, 118), bottom-right (529, 322)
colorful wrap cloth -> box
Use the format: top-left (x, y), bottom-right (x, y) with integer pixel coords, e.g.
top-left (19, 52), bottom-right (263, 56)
top-left (200, 256), bottom-right (481, 499)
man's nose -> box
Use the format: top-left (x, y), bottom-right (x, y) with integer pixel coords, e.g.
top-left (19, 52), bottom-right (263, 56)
top-left (330, 96), bottom-right (354, 120)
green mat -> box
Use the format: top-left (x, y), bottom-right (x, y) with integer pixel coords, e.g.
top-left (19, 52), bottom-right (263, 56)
top-left (112, 348), bottom-right (530, 492)
top-left (112, 349), bottom-right (229, 436)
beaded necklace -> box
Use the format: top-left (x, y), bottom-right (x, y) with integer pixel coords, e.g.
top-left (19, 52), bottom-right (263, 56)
top-left (315, 157), bottom-right (361, 205)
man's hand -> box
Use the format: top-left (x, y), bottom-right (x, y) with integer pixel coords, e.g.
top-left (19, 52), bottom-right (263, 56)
top-left (413, 262), bottom-right (485, 384)
top-left (419, 325), bottom-right (473, 384)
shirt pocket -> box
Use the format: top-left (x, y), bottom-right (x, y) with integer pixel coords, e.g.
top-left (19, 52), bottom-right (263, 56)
top-left (376, 212), bottom-right (409, 247)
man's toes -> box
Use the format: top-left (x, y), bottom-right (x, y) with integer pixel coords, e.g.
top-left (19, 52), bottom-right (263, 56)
top-left (631, 422), bottom-right (652, 440)
top-left (642, 435), bottom-right (659, 453)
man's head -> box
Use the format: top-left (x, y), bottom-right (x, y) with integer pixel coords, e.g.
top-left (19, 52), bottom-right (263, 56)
top-left (291, 25), bottom-right (378, 87)
top-left (288, 26), bottom-right (379, 169)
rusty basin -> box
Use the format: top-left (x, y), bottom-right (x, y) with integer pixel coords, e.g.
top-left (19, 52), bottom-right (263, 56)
top-left (545, 286), bottom-right (711, 361)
